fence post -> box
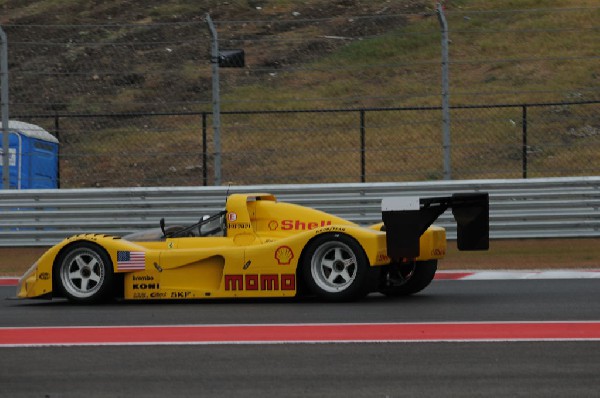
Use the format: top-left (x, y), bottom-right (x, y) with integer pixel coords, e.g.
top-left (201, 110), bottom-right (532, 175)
top-left (522, 105), bottom-right (528, 179)
top-left (202, 112), bottom-right (208, 186)
top-left (436, 3), bottom-right (452, 180)
top-left (54, 112), bottom-right (61, 188)
top-left (206, 14), bottom-right (222, 186)
top-left (360, 109), bottom-right (366, 183)
top-left (0, 26), bottom-right (9, 189)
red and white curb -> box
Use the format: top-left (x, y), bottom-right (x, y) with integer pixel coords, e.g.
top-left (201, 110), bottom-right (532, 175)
top-left (1, 270), bottom-right (600, 287)
top-left (436, 270), bottom-right (600, 280)
top-left (0, 278), bottom-right (18, 286)
top-left (1, 322), bottom-right (599, 347)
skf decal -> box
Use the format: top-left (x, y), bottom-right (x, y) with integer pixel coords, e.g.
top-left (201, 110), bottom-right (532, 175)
top-left (275, 219), bottom-right (332, 231)
top-left (171, 291), bottom-right (192, 298)
top-left (224, 274), bottom-right (296, 291)
top-left (274, 246), bottom-right (294, 265)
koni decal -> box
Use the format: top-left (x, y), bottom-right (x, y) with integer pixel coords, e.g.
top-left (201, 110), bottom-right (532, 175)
top-left (224, 274), bottom-right (296, 291)
top-left (132, 283), bottom-right (160, 290)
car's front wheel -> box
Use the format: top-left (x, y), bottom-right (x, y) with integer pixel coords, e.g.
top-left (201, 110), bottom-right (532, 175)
top-left (302, 233), bottom-right (376, 301)
top-left (54, 242), bottom-right (115, 303)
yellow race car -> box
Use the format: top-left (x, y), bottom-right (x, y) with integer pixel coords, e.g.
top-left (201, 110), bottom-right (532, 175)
top-left (16, 192), bottom-right (489, 303)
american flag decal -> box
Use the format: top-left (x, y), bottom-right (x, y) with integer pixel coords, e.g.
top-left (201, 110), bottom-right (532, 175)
top-left (117, 251), bottom-right (146, 271)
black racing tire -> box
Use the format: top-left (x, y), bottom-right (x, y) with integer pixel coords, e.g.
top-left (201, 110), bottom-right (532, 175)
top-left (301, 233), bottom-right (377, 301)
top-left (54, 242), bottom-right (115, 303)
top-left (378, 260), bottom-right (438, 297)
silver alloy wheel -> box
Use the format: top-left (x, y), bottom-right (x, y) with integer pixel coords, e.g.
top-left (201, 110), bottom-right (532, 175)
top-left (310, 241), bottom-right (358, 293)
top-left (59, 247), bottom-right (106, 299)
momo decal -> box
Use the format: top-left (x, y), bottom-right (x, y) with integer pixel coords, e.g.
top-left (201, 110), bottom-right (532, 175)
top-left (224, 274), bottom-right (296, 291)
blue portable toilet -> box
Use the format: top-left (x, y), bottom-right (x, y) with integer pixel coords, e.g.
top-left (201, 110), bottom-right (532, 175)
top-left (0, 121), bottom-right (59, 189)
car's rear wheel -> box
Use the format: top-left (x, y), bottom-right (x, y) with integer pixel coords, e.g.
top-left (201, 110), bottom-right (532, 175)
top-left (54, 242), bottom-right (115, 303)
top-left (378, 260), bottom-right (437, 296)
top-left (302, 233), bottom-right (376, 301)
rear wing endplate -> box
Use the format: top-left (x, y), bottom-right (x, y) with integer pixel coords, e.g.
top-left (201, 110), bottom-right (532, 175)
top-left (382, 193), bottom-right (489, 260)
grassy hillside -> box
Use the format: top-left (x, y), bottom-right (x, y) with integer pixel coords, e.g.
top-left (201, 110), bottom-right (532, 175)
top-left (3, 0), bottom-right (598, 113)
top-left (224, 0), bottom-right (599, 109)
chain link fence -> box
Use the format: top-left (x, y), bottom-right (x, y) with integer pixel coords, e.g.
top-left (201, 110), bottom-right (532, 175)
top-left (15, 100), bottom-right (599, 187)
top-left (2, 3), bottom-right (599, 187)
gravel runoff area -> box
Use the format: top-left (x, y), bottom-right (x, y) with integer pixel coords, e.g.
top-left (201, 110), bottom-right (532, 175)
top-left (1, 238), bottom-right (599, 277)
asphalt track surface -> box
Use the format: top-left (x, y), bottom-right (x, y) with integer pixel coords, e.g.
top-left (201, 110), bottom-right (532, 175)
top-left (1, 279), bottom-right (599, 397)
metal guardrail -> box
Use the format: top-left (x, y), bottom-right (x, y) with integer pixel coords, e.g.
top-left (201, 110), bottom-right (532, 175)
top-left (1, 177), bottom-right (599, 247)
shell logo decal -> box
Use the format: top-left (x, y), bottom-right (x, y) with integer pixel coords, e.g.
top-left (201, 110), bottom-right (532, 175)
top-left (274, 246), bottom-right (294, 265)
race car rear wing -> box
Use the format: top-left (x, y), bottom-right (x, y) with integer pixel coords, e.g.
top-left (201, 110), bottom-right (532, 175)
top-left (382, 193), bottom-right (489, 260)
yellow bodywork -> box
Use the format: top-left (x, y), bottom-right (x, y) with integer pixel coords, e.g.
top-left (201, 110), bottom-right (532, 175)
top-left (17, 193), bottom-right (447, 300)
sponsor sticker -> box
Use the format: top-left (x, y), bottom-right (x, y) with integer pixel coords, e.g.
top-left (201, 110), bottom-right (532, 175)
top-left (274, 246), bottom-right (294, 265)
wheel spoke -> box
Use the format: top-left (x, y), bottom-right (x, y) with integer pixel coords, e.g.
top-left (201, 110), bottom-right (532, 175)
top-left (342, 258), bottom-right (355, 267)
top-left (87, 257), bottom-right (99, 269)
top-left (321, 259), bottom-right (334, 270)
top-left (89, 272), bottom-right (101, 284)
top-left (339, 269), bottom-right (352, 283)
top-left (326, 269), bottom-right (341, 283)
top-left (69, 270), bottom-right (82, 280)
top-left (75, 256), bottom-right (88, 269)
top-left (80, 277), bottom-right (90, 292)
top-left (333, 248), bottom-right (343, 261)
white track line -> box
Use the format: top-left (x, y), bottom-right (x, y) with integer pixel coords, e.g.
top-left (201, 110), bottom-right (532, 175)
top-left (437, 270), bottom-right (600, 280)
